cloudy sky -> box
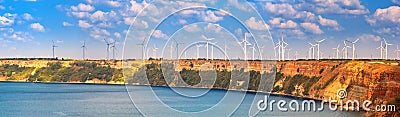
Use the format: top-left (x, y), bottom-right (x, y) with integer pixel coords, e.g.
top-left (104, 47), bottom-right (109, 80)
top-left (0, 0), bottom-right (399, 60)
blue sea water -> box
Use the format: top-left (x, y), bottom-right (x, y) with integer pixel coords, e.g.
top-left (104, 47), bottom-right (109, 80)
top-left (0, 82), bottom-right (363, 117)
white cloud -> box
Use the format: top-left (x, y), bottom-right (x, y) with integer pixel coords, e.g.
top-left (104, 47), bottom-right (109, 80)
top-left (227, 0), bottom-right (252, 12)
top-left (152, 30), bottom-right (168, 39)
top-left (30, 23), bottom-right (45, 32)
top-left (70, 12), bottom-right (90, 19)
top-left (205, 23), bottom-right (222, 33)
top-left (393, 0), bottom-right (400, 4)
top-left (0, 16), bottom-right (14, 27)
top-left (0, 5), bottom-right (5, 10)
top-left (89, 10), bottom-right (117, 22)
top-left (71, 3), bottom-right (94, 12)
top-left (107, 1), bottom-right (121, 7)
top-left (178, 19), bottom-right (187, 24)
top-left (62, 21), bottom-right (73, 27)
top-left (318, 15), bottom-right (341, 30)
top-left (201, 10), bottom-right (223, 22)
top-left (245, 17), bottom-right (270, 30)
top-left (357, 34), bottom-right (382, 42)
top-left (366, 6), bottom-right (400, 25)
top-left (23, 13), bottom-right (33, 20)
top-left (269, 18), bottom-right (282, 25)
top-left (78, 20), bottom-right (92, 28)
top-left (114, 32), bottom-right (121, 38)
top-left (366, 6), bottom-right (400, 37)
top-left (299, 0), bottom-right (369, 15)
top-left (300, 22), bottom-right (323, 34)
top-left (278, 20), bottom-right (297, 28)
top-left (184, 24), bottom-right (200, 32)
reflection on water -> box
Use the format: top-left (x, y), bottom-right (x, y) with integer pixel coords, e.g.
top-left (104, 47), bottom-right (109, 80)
top-left (0, 82), bottom-right (363, 117)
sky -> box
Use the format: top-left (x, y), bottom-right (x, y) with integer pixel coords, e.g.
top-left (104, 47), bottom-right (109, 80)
top-left (0, 0), bottom-right (399, 60)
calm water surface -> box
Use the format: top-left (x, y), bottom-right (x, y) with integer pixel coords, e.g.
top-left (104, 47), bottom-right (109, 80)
top-left (0, 82), bottom-right (363, 117)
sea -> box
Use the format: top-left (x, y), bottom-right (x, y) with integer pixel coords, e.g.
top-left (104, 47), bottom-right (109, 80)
top-left (0, 82), bottom-right (363, 117)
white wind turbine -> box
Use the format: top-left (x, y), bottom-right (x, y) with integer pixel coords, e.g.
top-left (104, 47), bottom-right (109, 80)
top-left (308, 42), bottom-right (316, 60)
top-left (81, 40), bottom-right (86, 60)
top-left (346, 38), bottom-right (359, 60)
top-left (315, 38), bottom-right (326, 60)
top-left (103, 38), bottom-right (111, 60)
top-left (196, 44), bottom-right (202, 59)
top-left (280, 32), bottom-right (288, 61)
top-left (52, 40), bottom-right (58, 59)
top-left (287, 48), bottom-right (291, 60)
top-left (332, 44), bottom-right (340, 59)
top-left (152, 45), bottom-right (158, 59)
top-left (202, 35), bottom-right (214, 60)
top-left (275, 41), bottom-right (281, 61)
top-left (376, 41), bottom-right (384, 59)
top-left (110, 40), bottom-right (117, 60)
top-left (294, 51), bottom-right (298, 60)
top-left (210, 42), bottom-right (217, 60)
top-left (342, 41), bottom-right (351, 59)
top-left (137, 39), bottom-right (146, 60)
top-left (383, 38), bottom-right (393, 60)
top-left (249, 43), bottom-right (255, 60)
top-left (240, 33), bottom-right (251, 60)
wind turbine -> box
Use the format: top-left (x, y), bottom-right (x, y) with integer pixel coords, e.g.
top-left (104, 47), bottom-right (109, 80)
top-left (202, 35), bottom-right (214, 60)
top-left (294, 51), bottom-right (298, 60)
top-left (250, 43), bottom-right (255, 60)
top-left (280, 32), bottom-right (288, 61)
top-left (137, 39), bottom-right (146, 60)
top-left (332, 44), bottom-right (340, 59)
top-left (315, 38), bottom-right (326, 60)
top-left (81, 41), bottom-right (86, 60)
top-left (308, 42), bottom-right (316, 59)
top-left (376, 41), bottom-right (384, 59)
top-left (383, 38), bottom-right (393, 60)
top-left (342, 41), bottom-right (351, 59)
top-left (110, 40), bottom-right (117, 60)
top-left (346, 38), bottom-right (359, 60)
top-left (173, 38), bottom-right (184, 59)
top-left (103, 38), bottom-right (111, 60)
top-left (275, 41), bottom-right (281, 61)
top-left (52, 40), bottom-right (58, 59)
top-left (239, 33), bottom-right (252, 60)
top-left (152, 44), bottom-right (158, 59)
top-left (287, 48), bottom-right (291, 60)
top-left (196, 44), bottom-right (202, 59)
top-left (210, 42), bottom-right (217, 60)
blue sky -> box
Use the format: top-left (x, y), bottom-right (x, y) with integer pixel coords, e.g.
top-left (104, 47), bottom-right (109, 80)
top-left (0, 0), bottom-right (399, 60)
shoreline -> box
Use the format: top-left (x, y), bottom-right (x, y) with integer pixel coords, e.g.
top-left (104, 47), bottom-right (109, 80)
top-left (0, 80), bottom-right (322, 101)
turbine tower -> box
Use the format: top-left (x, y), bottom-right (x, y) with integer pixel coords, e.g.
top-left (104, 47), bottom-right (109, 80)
top-left (81, 41), bottom-right (86, 60)
top-left (110, 40), bottom-right (117, 60)
top-left (137, 39), bottom-right (146, 60)
top-left (308, 42), bottom-right (316, 59)
top-left (275, 41), bottom-right (281, 61)
top-left (342, 41), bottom-right (351, 59)
top-left (280, 32), bottom-right (288, 61)
top-left (202, 35), bottom-right (214, 60)
top-left (152, 45), bottom-right (158, 59)
top-left (173, 38), bottom-right (184, 59)
top-left (383, 38), bottom-right (393, 60)
top-left (250, 43), bottom-right (255, 60)
top-left (240, 33), bottom-right (251, 60)
top-left (196, 44), bottom-right (202, 59)
top-left (332, 44), bottom-right (340, 59)
top-left (346, 38), bottom-right (359, 60)
top-left (103, 38), bottom-right (111, 60)
top-left (315, 38), bottom-right (326, 60)
top-left (376, 41), bottom-right (384, 59)
top-left (52, 40), bottom-right (58, 59)
top-left (287, 48), bottom-right (291, 60)
top-left (210, 42), bottom-right (217, 60)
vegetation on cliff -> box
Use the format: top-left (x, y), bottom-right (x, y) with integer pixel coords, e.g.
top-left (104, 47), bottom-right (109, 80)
top-left (0, 62), bottom-right (124, 83)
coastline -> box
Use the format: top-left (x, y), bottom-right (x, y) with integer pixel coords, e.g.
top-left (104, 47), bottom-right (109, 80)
top-left (0, 80), bottom-right (322, 101)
